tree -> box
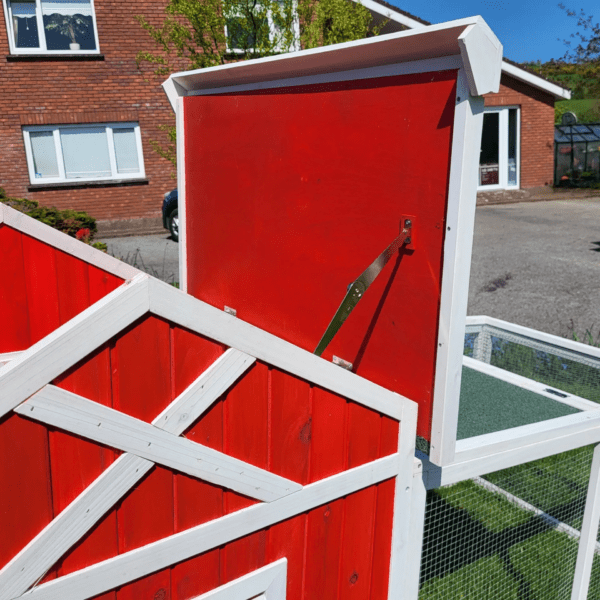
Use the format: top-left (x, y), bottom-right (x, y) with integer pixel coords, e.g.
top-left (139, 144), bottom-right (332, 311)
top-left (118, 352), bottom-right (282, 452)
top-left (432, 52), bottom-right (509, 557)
top-left (136, 0), bottom-right (388, 168)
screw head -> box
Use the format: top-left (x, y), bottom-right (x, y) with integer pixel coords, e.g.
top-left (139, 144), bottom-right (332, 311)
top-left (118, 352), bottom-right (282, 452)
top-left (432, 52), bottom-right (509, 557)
top-left (405, 219), bottom-right (412, 228)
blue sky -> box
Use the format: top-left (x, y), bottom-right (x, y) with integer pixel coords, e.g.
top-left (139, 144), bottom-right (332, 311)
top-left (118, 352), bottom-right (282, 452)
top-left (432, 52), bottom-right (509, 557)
top-left (385, 1), bottom-right (598, 63)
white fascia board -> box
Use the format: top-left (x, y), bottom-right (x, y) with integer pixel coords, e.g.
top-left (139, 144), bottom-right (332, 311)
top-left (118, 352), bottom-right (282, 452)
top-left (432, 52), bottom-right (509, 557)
top-left (162, 76), bottom-right (188, 112)
top-left (162, 17), bottom-right (500, 99)
top-left (458, 21), bottom-right (502, 96)
top-left (501, 59), bottom-right (571, 99)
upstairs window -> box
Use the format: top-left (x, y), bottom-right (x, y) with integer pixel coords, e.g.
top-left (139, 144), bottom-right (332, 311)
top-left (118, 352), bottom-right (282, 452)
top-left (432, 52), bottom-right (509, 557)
top-left (23, 123), bottom-right (145, 185)
top-left (225, 0), bottom-right (299, 54)
top-left (4, 0), bottom-right (100, 54)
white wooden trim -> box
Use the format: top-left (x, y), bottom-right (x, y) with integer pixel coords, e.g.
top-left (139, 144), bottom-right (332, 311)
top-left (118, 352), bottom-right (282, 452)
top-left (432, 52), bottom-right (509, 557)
top-left (19, 385), bottom-right (301, 502)
top-left (429, 69), bottom-right (484, 467)
top-left (0, 453), bottom-right (154, 600)
top-left (176, 96), bottom-right (188, 292)
top-left (463, 355), bottom-right (600, 412)
top-left (185, 56), bottom-right (463, 97)
top-left (465, 315), bottom-right (600, 362)
top-left (572, 444), bottom-right (600, 600)
top-left (0, 204), bottom-right (139, 281)
top-left (0, 351), bottom-right (24, 367)
top-left (147, 277), bottom-right (412, 421)
top-left (423, 411), bottom-right (600, 487)
top-left (388, 402), bottom-right (418, 599)
top-left (191, 559), bottom-right (287, 600)
top-left (164, 17), bottom-right (499, 99)
top-left (0, 274), bottom-right (150, 419)
top-left (155, 349), bottom-right (255, 433)
top-left (0, 352), bottom-right (253, 599)
top-left (23, 453), bottom-right (400, 600)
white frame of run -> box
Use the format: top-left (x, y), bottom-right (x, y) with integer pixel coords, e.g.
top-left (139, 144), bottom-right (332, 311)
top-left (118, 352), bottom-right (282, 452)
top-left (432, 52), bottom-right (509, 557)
top-left (163, 16), bottom-right (504, 468)
top-left (404, 315), bottom-right (600, 599)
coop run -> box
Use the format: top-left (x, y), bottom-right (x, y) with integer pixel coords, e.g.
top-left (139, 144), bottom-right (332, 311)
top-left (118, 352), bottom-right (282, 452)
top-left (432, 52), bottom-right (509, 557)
top-left (414, 316), bottom-right (600, 600)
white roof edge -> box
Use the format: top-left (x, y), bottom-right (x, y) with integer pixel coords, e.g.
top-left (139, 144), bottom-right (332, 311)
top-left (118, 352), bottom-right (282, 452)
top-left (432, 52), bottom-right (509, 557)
top-left (355, 0), bottom-right (571, 100)
top-left (501, 59), bottom-right (571, 99)
top-left (162, 17), bottom-right (501, 101)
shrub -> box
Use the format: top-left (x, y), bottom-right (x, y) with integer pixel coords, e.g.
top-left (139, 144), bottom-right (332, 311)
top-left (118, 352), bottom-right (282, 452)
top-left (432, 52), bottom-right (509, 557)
top-left (0, 188), bottom-right (107, 252)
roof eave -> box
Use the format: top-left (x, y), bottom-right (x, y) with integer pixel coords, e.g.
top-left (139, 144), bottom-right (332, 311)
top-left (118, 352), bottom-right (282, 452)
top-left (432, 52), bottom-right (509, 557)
top-left (501, 60), bottom-right (571, 100)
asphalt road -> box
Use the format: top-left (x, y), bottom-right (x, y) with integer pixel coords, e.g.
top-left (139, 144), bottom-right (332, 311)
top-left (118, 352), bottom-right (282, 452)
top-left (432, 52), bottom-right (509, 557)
top-left (100, 198), bottom-right (600, 342)
top-left (467, 198), bottom-right (600, 341)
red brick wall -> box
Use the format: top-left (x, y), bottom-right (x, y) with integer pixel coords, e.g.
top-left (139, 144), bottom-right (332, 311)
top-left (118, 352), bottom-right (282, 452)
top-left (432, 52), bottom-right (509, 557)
top-left (484, 73), bottom-right (556, 189)
top-left (0, 1), bottom-right (178, 224)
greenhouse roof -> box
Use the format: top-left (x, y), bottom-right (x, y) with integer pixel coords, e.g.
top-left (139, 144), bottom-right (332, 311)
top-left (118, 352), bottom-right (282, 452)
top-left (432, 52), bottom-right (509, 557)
top-left (555, 124), bottom-right (600, 144)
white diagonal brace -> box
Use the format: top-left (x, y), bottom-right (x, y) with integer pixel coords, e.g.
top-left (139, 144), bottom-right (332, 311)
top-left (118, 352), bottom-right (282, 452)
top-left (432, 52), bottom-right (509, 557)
top-left (0, 351), bottom-right (23, 367)
top-left (23, 454), bottom-right (399, 600)
top-left (18, 385), bottom-right (300, 502)
top-left (0, 273), bottom-right (150, 419)
top-left (148, 277), bottom-right (410, 421)
top-left (0, 349), bottom-right (255, 600)
top-left (192, 558), bottom-right (287, 600)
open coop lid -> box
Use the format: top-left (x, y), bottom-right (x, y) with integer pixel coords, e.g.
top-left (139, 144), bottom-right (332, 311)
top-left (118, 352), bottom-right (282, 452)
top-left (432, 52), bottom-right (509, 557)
top-left (163, 17), bottom-right (502, 466)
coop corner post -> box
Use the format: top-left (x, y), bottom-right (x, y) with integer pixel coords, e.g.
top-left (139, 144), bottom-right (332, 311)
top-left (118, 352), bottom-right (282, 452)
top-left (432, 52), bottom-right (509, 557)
top-left (387, 400), bottom-right (419, 600)
top-left (571, 443), bottom-right (600, 600)
top-left (429, 68), bottom-right (485, 467)
top-left (176, 95), bottom-right (188, 293)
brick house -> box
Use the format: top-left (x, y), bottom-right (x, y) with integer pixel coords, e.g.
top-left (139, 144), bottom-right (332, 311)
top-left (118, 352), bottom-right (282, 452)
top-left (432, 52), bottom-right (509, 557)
top-left (362, 1), bottom-right (571, 192)
top-left (0, 1), bottom-right (571, 238)
top-left (0, 0), bottom-right (177, 236)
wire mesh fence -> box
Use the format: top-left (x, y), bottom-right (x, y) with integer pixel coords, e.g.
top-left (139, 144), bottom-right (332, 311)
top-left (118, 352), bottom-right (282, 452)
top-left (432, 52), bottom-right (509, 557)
top-left (464, 325), bottom-right (600, 404)
top-left (419, 446), bottom-right (595, 599)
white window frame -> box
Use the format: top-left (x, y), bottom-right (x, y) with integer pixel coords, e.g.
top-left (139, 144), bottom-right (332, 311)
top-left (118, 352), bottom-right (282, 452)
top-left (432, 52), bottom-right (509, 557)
top-left (2, 0), bottom-right (101, 55)
top-left (23, 122), bottom-right (146, 185)
top-left (478, 105), bottom-right (520, 191)
top-left (224, 0), bottom-right (300, 55)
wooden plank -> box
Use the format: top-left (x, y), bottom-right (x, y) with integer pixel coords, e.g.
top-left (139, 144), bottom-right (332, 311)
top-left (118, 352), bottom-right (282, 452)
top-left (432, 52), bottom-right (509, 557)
top-left (55, 249), bottom-right (91, 325)
top-left (369, 415), bottom-right (400, 600)
top-left (20, 233), bottom-right (60, 345)
top-left (50, 343), bottom-right (117, 599)
top-left (1, 203), bottom-right (138, 281)
top-left (112, 315), bottom-right (173, 600)
top-left (338, 402), bottom-right (381, 600)
top-left (0, 273), bottom-right (150, 419)
top-left (157, 348), bottom-right (255, 434)
top-left (0, 348), bottom-right (248, 599)
top-left (20, 385), bottom-right (301, 502)
top-left (170, 324), bottom-right (225, 599)
top-left (429, 68), bottom-right (485, 466)
top-left (221, 362), bottom-right (269, 583)
top-left (303, 387), bottom-right (348, 599)
top-left (24, 454), bottom-right (399, 600)
top-left (176, 97), bottom-right (188, 293)
top-left (148, 277), bottom-right (409, 421)
top-left (191, 559), bottom-right (287, 600)
top-left (266, 369), bottom-right (311, 600)
top-left (0, 351), bottom-right (24, 366)
top-left (387, 402), bottom-right (418, 600)
top-left (0, 225), bottom-right (31, 352)
top-left (571, 444), bottom-right (600, 600)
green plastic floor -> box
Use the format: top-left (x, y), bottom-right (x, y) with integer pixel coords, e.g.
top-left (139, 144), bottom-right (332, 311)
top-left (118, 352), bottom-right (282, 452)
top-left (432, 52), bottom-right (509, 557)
top-left (457, 366), bottom-right (580, 440)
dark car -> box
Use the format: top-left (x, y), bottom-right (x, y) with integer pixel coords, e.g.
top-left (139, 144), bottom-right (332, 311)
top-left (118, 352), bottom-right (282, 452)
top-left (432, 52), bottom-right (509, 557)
top-left (162, 189), bottom-right (179, 242)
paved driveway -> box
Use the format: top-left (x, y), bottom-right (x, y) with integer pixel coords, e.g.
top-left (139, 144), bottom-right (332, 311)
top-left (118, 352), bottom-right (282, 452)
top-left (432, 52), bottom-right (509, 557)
top-left (100, 198), bottom-right (600, 342)
top-left (468, 198), bottom-right (600, 341)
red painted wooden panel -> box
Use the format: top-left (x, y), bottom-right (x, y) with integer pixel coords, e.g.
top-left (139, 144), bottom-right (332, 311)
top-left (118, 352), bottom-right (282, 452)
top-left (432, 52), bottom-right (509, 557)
top-left (0, 226), bottom-right (31, 352)
top-left (0, 414), bottom-right (53, 572)
top-left (51, 344), bottom-right (117, 600)
top-left (21, 233), bottom-right (60, 344)
top-left (338, 404), bottom-right (382, 599)
top-left (184, 71), bottom-right (457, 441)
top-left (221, 362), bottom-right (269, 584)
top-left (266, 370), bottom-right (312, 599)
top-left (112, 316), bottom-right (174, 600)
top-left (170, 326), bottom-right (225, 599)
top-left (303, 387), bottom-right (348, 599)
